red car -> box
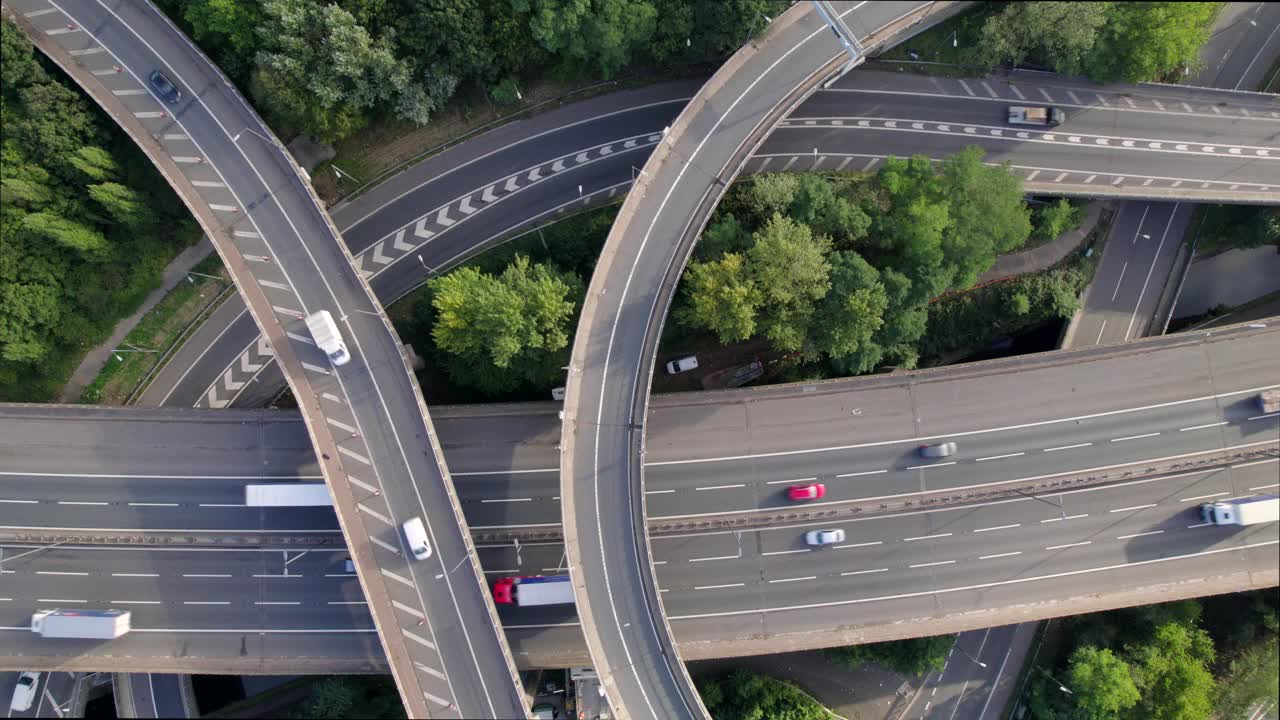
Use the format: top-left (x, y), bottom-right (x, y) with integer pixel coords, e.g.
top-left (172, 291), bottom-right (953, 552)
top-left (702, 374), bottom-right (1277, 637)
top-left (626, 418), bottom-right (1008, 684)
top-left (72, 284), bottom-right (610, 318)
top-left (787, 483), bottom-right (826, 501)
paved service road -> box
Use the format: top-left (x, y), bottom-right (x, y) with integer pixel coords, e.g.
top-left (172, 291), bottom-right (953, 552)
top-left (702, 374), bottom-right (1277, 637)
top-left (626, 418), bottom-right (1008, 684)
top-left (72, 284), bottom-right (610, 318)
top-left (8, 2), bottom-right (523, 716)
top-left (115, 673), bottom-right (194, 718)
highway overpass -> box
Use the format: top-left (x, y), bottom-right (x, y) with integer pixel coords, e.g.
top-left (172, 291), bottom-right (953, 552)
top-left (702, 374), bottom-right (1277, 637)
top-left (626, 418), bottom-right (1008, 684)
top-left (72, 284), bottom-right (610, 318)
top-left (3, 320), bottom-right (1276, 671)
top-left (4, 1), bottom-right (524, 716)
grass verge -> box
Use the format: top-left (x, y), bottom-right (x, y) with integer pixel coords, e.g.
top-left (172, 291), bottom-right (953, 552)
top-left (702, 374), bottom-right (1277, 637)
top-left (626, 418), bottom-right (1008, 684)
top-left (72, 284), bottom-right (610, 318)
top-left (78, 254), bottom-right (232, 405)
top-left (872, 4), bottom-right (998, 77)
top-left (1262, 54), bottom-right (1280, 93)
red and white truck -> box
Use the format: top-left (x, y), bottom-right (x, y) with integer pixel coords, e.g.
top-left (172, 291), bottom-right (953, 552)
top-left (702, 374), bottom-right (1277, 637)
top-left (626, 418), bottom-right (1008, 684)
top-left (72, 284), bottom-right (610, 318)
top-left (493, 575), bottom-right (574, 606)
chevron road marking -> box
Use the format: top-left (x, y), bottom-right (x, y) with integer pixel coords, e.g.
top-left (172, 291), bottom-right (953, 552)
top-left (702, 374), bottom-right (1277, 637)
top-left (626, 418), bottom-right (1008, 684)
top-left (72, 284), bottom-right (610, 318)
top-left (458, 196), bottom-right (476, 215)
top-left (206, 387), bottom-right (228, 409)
top-left (624, 139), bottom-right (638, 149)
top-left (393, 600), bottom-right (426, 619)
top-left (481, 185), bottom-right (499, 202)
top-left (504, 176), bottom-right (520, 193)
top-left (599, 145), bottom-right (613, 156)
top-left (392, 229), bottom-right (414, 252)
top-left (551, 159), bottom-right (567, 173)
top-left (372, 243), bottom-right (392, 266)
top-left (413, 218), bottom-right (434, 240)
top-left (527, 168), bottom-right (542, 182)
top-left (258, 336), bottom-right (272, 356)
top-left (575, 152), bottom-right (590, 163)
top-left (222, 368), bottom-right (244, 392)
top-left (435, 207), bottom-right (454, 227)
top-left (302, 362), bottom-right (331, 375)
top-left (240, 353), bottom-right (264, 374)
top-left (369, 535), bottom-right (401, 554)
top-left (286, 331), bottom-right (312, 344)
top-left (259, 279), bottom-right (290, 291)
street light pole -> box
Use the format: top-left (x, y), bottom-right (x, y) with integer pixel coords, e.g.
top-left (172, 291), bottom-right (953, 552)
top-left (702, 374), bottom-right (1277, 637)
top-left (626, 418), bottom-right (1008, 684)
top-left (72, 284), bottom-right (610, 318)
top-left (955, 642), bottom-right (988, 668)
top-left (1038, 666), bottom-right (1074, 694)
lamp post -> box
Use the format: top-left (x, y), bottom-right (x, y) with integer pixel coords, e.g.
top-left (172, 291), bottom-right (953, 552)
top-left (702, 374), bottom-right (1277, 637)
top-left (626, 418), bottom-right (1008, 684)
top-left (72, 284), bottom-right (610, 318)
top-left (955, 642), bottom-right (988, 668)
top-left (1038, 666), bottom-right (1073, 694)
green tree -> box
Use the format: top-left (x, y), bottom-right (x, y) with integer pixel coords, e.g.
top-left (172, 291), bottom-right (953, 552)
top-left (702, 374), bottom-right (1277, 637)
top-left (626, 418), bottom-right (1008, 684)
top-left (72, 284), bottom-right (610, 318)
top-left (1214, 639), bottom-right (1280, 720)
top-left (809, 251), bottom-right (887, 370)
top-left (1128, 622), bottom-right (1217, 720)
top-left (524, 0), bottom-right (658, 78)
top-left (748, 214), bottom-right (832, 352)
top-left (1065, 646), bottom-right (1140, 720)
top-left (20, 211), bottom-right (108, 258)
top-left (648, 0), bottom-right (772, 65)
top-left (15, 82), bottom-right (105, 179)
top-left (1034, 198), bottom-right (1086, 243)
top-left (181, 0), bottom-right (264, 82)
top-left (1083, 3), bottom-right (1219, 83)
top-left (428, 256), bottom-right (580, 395)
top-left (743, 173), bottom-right (800, 221)
top-left (303, 678), bottom-right (357, 719)
top-left (789, 174), bottom-right (870, 248)
top-left (88, 182), bottom-right (151, 227)
top-left (677, 252), bottom-right (759, 344)
top-left (978, 2), bottom-right (1113, 74)
top-left (696, 671), bottom-right (828, 720)
top-left (825, 635), bottom-right (955, 676)
top-left (67, 146), bottom-right (118, 182)
top-left (695, 213), bottom-right (751, 260)
top-left (938, 145), bottom-right (1031, 289)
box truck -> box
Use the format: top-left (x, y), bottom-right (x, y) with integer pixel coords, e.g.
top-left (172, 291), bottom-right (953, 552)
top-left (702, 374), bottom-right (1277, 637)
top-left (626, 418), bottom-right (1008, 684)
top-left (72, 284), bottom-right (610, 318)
top-left (31, 609), bottom-right (131, 639)
top-left (1257, 390), bottom-right (1280, 414)
top-left (493, 575), bottom-right (574, 606)
top-left (1008, 106), bottom-right (1065, 126)
top-left (305, 310), bottom-right (350, 367)
top-left (1200, 495), bottom-right (1279, 526)
top-left (245, 483), bottom-right (333, 506)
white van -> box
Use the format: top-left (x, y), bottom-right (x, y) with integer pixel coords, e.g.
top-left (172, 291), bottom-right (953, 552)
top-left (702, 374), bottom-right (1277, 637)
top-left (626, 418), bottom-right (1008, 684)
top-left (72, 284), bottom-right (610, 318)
top-left (402, 517), bottom-right (432, 560)
top-left (304, 310), bottom-right (350, 367)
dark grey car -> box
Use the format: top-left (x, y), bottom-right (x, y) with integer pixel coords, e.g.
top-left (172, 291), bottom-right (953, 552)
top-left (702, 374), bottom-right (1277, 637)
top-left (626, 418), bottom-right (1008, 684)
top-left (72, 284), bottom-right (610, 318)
top-left (148, 70), bottom-right (181, 105)
top-left (919, 442), bottom-right (957, 459)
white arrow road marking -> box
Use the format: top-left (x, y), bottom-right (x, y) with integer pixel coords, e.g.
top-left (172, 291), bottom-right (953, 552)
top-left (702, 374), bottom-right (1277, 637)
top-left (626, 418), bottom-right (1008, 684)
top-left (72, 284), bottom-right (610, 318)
top-left (624, 139), bottom-right (638, 148)
top-left (458, 196), bottom-right (476, 215)
top-left (241, 353), bottom-right (263, 374)
top-left (481, 185), bottom-right (499, 202)
top-left (884, 121), bottom-right (897, 128)
top-left (392, 229), bottom-right (414, 252)
top-left (938, 125), bottom-right (950, 132)
top-left (551, 159), bottom-right (567, 173)
top-left (599, 145), bottom-right (613, 155)
top-left (372, 243), bottom-right (392, 265)
top-left (413, 218), bottom-right (434, 240)
top-left (527, 168), bottom-right (542, 182)
top-left (504, 176), bottom-right (520, 192)
top-left (223, 368), bottom-right (245, 392)
top-left (435, 207), bottom-right (454, 227)
top-left (575, 152), bottom-right (590, 163)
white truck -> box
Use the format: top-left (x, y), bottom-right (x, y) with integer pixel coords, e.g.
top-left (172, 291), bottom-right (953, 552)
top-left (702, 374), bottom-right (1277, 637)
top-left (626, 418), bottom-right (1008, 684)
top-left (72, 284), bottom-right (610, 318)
top-left (493, 575), bottom-right (575, 606)
top-left (245, 483), bottom-right (333, 507)
top-left (32, 609), bottom-right (131, 639)
top-left (1200, 495), bottom-right (1279, 526)
top-left (305, 310), bottom-right (350, 367)
top-left (1257, 390), bottom-right (1280, 414)
top-left (1008, 106), bottom-right (1065, 126)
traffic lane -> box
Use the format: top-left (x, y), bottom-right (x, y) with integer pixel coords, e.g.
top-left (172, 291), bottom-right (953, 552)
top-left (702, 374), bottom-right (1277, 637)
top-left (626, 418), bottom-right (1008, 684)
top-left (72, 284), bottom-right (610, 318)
top-left (642, 399), bottom-right (1279, 516)
top-left (139, 674), bottom-right (189, 718)
top-left (0, 408), bottom-right (317, 478)
top-left (920, 626), bottom-right (1015, 720)
top-left (1196, 2), bottom-right (1280, 91)
top-left (644, 325), bottom-right (1280, 464)
top-left (792, 84), bottom-right (1280, 148)
top-left (1, 671), bottom-right (47, 719)
top-left (1071, 202), bottom-right (1170, 347)
top-left (826, 65), bottom-right (1280, 117)
top-left (759, 125), bottom-right (1279, 188)
top-left (1120, 204), bottom-right (1196, 341)
top-left (332, 79), bottom-right (693, 242)
top-left (135, 293), bottom-right (255, 409)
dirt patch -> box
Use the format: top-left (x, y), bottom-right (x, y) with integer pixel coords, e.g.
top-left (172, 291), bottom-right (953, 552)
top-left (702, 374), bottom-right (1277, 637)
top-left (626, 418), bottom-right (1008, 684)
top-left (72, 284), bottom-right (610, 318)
top-left (653, 334), bottom-right (791, 394)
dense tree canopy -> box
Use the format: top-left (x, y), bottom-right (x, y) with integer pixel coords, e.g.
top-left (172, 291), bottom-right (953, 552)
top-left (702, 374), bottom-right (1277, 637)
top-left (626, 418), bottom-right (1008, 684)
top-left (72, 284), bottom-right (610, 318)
top-left (696, 671), bottom-right (829, 720)
top-left (1066, 646), bottom-right (1141, 720)
top-left (977, 1), bottom-right (1220, 82)
top-left (1, 20), bottom-right (195, 400)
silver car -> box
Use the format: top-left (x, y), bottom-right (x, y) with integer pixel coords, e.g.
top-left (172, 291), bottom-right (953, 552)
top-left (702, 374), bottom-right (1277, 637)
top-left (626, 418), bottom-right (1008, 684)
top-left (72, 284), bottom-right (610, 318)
top-left (805, 528), bottom-right (846, 546)
top-left (919, 442), bottom-right (957, 458)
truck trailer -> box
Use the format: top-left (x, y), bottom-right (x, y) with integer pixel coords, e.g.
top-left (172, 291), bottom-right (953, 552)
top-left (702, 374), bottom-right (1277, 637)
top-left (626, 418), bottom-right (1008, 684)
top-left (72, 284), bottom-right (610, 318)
top-left (1200, 495), bottom-right (1279, 526)
top-left (493, 575), bottom-right (574, 606)
top-left (1008, 106), bottom-right (1065, 126)
top-left (32, 609), bottom-right (131, 639)
top-left (304, 310), bottom-right (350, 367)
top-left (245, 483), bottom-right (334, 507)
top-left (1257, 390), bottom-right (1280, 414)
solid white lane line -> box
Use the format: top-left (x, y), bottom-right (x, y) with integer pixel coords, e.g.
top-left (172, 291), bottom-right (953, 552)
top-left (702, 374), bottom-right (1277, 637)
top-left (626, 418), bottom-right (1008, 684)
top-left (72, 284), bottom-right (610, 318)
top-left (1044, 443), bottom-right (1092, 452)
top-left (480, 498), bottom-right (533, 503)
top-left (1045, 541), bottom-right (1091, 550)
top-left (324, 573), bottom-right (358, 578)
top-left (1179, 421), bottom-right (1228, 432)
top-left (976, 453), bottom-right (1025, 462)
top-left (836, 541), bottom-right (883, 549)
top-left (905, 462), bottom-right (956, 470)
top-left (903, 533), bottom-right (953, 542)
top-left (183, 601), bottom-right (229, 605)
top-left (1110, 433), bottom-right (1160, 443)
top-left (695, 583), bottom-right (745, 590)
top-left (837, 469), bottom-right (888, 478)
top-left (1249, 483), bottom-right (1280, 491)
top-left (910, 560), bottom-right (956, 569)
top-left (0, 499), bottom-right (38, 504)
top-left (1109, 504), bottom-right (1157, 513)
top-left (1040, 514), bottom-right (1088, 523)
top-left (979, 551), bottom-right (1023, 560)
top-left (1180, 492), bottom-right (1229, 502)
top-left (38, 598), bottom-right (87, 603)
top-left (1247, 412), bottom-right (1280, 421)
top-left (112, 600), bottom-right (162, 605)
top-left (452, 468), bottom-right (558, 476)
top-left (37, 571), bottom-right (89, 576)
top-left (252, 574), bottom-right (301, 578)
top-left (1235, 458), bottom-right (1280, 468)
top-left (111, 573), bottom-right (159, 578)
top-left (688, 555), bottom-right (739, 563)
top-left (198, 503), bottom-right (244, 508)
top-left (696, 483), bottom-right (746, 491)
top-left (183, 574), bottom-right (231, 578)
top-left (974, 524), bottom-right (1021, 533)
top-left (768, 576), bottom-right (817, 584)
top-left (127, 502), bottom-right (180, 507)
top-left (57, 501), bottom-right (108, 506)
top-left (1117, 530), bottom-right (1164, 540)
top-left (841, 568), bottom-right (888, 576)
top-left (328, 601), bottom-right (367, 605)
top-left (1187, 522), bottom-right (1214, 529)
top-left (762, 549), bottom-right (812, 556)
top-left (765, 477), bottom-right (818, 485)
top-left (1111, 261), bottom-right (1128, 301)
top-left (255, 601), bottom-right (300, 606)
top-left (644, 489), bottom-right (675, 495)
